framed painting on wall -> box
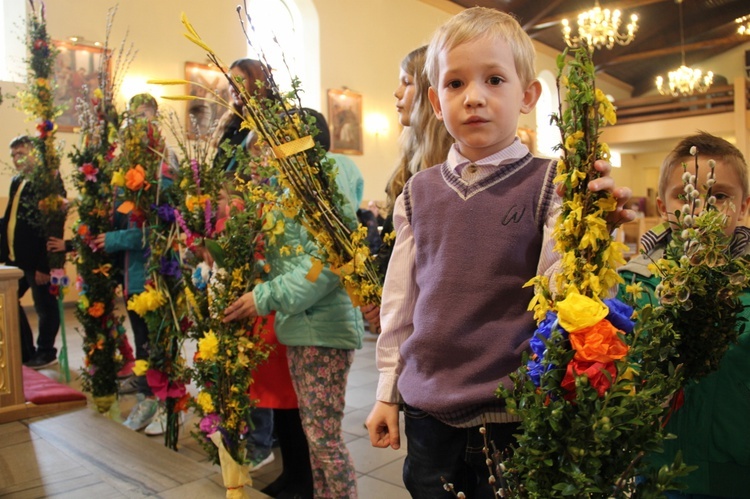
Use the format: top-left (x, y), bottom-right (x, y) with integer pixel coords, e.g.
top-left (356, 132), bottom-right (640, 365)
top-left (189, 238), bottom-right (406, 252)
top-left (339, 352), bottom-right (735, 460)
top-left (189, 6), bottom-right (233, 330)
top-left (185, 62), bottom-right (231, 138)
top-left (53, 41), bottom-right (109, 132)
top-left (327, 88), bottom-right (363, 155)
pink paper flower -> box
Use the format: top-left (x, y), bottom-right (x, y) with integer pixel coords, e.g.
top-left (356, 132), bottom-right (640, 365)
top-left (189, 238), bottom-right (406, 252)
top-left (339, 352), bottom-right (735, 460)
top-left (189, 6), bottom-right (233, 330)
top-left (78, 162), bottom-right (99, 182)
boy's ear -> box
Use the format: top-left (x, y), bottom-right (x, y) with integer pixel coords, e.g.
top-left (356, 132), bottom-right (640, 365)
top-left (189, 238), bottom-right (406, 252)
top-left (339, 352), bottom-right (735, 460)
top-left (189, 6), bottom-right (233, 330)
top-left (656, 197), bottom-right (669, 221)
top-left (737, 195), bottom-right (750, 222)
top-left (428, 86), bottom-right (443, 121)
top-left (520, 80), bottom-right (542, 115)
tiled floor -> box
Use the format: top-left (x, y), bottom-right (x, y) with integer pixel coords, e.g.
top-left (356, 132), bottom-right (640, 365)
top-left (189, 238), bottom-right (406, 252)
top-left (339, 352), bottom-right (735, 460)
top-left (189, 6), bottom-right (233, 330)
top-left (15, 304), bottom-right (410, 498)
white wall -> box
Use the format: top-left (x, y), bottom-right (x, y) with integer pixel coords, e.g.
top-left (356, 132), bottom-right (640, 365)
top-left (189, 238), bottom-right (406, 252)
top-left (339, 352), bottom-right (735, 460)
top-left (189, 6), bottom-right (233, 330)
top-left (0, 0), bottom-right (460, 204)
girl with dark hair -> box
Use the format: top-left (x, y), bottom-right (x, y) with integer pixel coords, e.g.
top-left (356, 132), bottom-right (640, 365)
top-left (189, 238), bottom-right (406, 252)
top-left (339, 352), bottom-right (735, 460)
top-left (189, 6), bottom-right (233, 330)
top-left (212, 58), bottom-right (273, 172)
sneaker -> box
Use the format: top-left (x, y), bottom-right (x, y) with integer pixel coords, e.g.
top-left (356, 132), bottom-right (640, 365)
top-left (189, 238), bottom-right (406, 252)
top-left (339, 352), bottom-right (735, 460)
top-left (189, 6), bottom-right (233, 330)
top-left (23, 353), bottom-right (58, 370)
top-left (123, 394), bottom-right (158, 431)
top-left (117, 360), bottom-right (135, 378)
top-left (145, 405), bottom-right (185, 436)
top-left (249, 451), bottom-right (275, 473)
top-left (118, 375), bottom-right (140, 394)
top-left (144, 404), bottom-right (167, 436)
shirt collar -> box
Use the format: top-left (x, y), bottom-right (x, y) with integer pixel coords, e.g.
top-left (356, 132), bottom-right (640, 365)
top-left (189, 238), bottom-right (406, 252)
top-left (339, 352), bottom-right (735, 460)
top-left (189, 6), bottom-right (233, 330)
top-left (447, 138), bottom-right (530, 173)
top-left (642, 223), bottom-right (750, 259)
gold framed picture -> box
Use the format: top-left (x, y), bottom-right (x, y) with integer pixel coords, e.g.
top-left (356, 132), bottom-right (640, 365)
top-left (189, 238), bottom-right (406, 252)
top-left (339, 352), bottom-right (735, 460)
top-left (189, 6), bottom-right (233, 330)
top-left (327, 88), bottom-right (363, 155)
top-left (53, 41), bottom-right (109, 132)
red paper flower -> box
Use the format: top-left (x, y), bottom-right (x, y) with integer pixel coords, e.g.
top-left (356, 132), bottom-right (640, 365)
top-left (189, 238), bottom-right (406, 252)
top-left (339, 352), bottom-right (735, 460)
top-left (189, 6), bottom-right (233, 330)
top-left (561, 359), bottom-right (617, 398)
top-left (146, 368), bottom-right (187, 402)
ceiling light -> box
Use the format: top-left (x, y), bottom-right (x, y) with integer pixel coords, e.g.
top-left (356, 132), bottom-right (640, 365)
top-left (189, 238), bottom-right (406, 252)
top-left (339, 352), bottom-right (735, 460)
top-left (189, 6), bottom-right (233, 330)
top-left (737, 15), bottom-right (750, 36)
top-left (655, 0), bottom-right (713, 96)
top-left (562, 0), bottom-right (638, 51)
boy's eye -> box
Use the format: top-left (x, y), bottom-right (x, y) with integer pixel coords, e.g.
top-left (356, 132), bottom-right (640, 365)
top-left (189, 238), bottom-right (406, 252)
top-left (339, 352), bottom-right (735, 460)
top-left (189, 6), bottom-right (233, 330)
top-left (488, 76), bottom-right (503, 85)
top-left (447, 80), bottom-right (462, 89)
top-left (713, 193), bottom-right (731, 202)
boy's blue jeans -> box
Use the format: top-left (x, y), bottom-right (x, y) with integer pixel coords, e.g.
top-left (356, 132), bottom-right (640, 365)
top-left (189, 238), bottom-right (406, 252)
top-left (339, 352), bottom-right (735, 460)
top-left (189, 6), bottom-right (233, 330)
top-left (402, 403), bottom-right (519, 499)
top-left (249, 408), bottom-right (274, 460)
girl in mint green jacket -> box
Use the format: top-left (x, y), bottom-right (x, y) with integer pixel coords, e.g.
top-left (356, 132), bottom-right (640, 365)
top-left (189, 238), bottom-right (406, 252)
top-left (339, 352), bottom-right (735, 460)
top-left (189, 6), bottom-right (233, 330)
top-left (223, 109), bottom-right (365, 498)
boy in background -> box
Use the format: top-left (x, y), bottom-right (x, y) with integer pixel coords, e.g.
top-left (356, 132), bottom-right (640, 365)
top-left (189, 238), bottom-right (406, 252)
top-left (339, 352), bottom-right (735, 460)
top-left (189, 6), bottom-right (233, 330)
top-left (618, 132), bottom-right (750, 498)
top-left (366, 7), bottom-right (634, 498)
top-left (2, 135), bottom-right (64, 368)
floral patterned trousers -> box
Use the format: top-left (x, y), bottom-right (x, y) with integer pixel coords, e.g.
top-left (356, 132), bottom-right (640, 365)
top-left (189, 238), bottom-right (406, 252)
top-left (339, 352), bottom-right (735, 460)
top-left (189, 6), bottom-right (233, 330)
top-left (287, 345), bottom-right (357, 499)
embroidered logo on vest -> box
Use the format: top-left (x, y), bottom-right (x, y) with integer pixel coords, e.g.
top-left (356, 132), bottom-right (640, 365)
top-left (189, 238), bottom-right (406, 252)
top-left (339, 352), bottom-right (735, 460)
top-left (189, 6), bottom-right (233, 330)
top-left (502, 204), bottom-right (526, 225)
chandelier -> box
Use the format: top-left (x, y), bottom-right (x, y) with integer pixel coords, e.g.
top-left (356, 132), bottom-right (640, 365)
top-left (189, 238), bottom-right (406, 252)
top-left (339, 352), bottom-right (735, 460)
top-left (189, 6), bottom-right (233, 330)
top-left (562, 0), bottom-right (638, 50)
top-left (655, 0), bottom-right (713, 96)
top-left (737, 15), bottom-right (750, 36)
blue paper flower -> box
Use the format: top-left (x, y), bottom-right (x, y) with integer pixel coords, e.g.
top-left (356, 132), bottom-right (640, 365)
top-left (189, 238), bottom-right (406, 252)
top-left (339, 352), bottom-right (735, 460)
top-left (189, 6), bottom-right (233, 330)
top-left (192, 266), bottom-right (207, 290)
top-left (603, 298), bottom-right (635, 334)
top-left (530, 312), bottom-right (566, 358)
top-left (527, 312), bottom-right (568, 387)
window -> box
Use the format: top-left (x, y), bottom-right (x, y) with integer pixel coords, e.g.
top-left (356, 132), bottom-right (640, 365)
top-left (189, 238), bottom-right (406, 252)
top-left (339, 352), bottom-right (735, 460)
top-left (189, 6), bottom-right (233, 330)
top-left (245, 0), bottom-right (320, 109)
top-left (0, 0), bottom-right (26, 83)
top-left (535, 70), bottom-right (559, 158)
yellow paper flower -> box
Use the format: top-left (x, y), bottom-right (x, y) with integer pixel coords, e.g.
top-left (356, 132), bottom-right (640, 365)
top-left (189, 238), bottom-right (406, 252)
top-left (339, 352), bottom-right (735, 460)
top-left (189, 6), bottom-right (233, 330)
top-left (556, 293), bottom-right (609, 332)
top-left (198, 331), bottom-right (220, 361)
top-left (196, 390), bottom-right (215, 414)
top-left (111, 170), bottom-right (126, 187)
top-left (185, 194), bottom-right (210, 212)
top-left (127, 285), bottom-right (167, 317)
top-left (133, 359), bottom-right (150, 376)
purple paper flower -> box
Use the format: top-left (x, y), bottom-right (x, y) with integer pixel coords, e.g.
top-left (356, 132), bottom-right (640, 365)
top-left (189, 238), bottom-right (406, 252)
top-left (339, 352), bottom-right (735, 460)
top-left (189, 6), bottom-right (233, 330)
top-left (153, 203), bottom-right (176, 223)
top-left (174, 209), bottom-right (193, 240)
top-left (159, 256), bottom-right (181, 279)
top-left (199, 413), bottom-right (222, 435)
top-left (190, 158), bottom-right (201, 187)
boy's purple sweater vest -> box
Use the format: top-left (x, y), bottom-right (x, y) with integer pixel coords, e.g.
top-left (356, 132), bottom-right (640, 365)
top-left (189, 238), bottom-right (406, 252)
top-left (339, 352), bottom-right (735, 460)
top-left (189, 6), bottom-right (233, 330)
top-left (398, 154), bottom-right (556, 426)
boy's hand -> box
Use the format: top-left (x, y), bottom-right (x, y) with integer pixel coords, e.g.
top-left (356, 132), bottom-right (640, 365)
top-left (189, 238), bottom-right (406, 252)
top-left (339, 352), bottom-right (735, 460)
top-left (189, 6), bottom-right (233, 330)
top-left (366, 401), bottom-right (400, 449)
top-left (556, 160), bottom-right (635, 230)
top-left (583, 159), bottom-right (636, 231)
top-left (35, 271), bottom-right (50, 286)
top-left (47, 237), bottom-right (66, 253)
top-left (223, 292), bottom-right (258, 323)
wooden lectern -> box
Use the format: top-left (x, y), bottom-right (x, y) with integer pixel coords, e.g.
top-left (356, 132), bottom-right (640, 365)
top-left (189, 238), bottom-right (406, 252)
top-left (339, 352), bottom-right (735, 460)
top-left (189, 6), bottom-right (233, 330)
top-left (0, 265), bottom-right (27, 413)
top-left (0, 265), bottom-right (86, 423)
